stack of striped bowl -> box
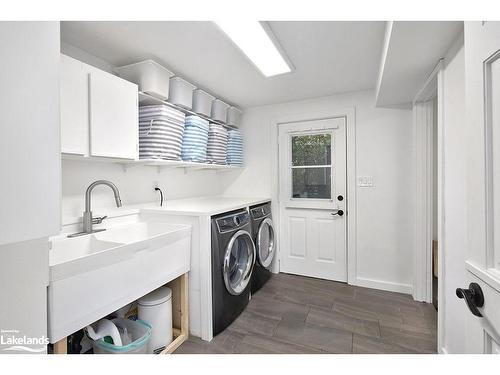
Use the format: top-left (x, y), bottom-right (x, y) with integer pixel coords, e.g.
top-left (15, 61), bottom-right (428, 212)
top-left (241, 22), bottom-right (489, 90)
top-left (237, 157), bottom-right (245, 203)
top-left (138, 105), bottom-right (185, 160)
top-left (206, 124), bottom-right (229, 164)
top-left (226, 129), bottom-right (244, 165)
top-left (181, 115), bottom-right (210, 162)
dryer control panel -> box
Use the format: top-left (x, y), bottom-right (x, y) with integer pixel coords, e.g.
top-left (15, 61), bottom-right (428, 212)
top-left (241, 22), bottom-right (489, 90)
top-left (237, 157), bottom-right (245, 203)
top-left (250, 203), bottom-right (272, 220)
top-left (216, 211), bottom-right (250, 233)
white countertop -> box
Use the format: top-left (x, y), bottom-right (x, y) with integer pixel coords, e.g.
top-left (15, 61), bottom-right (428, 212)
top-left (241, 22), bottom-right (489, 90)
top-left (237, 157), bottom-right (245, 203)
top-left (141, 196), bottom-right (271, 216)
top-left (62, 196), bottom-right (271, 225)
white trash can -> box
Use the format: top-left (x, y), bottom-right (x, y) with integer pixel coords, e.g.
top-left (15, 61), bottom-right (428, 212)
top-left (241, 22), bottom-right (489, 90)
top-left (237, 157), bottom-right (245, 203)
top-left (138, 286), bottom-right (173, 354)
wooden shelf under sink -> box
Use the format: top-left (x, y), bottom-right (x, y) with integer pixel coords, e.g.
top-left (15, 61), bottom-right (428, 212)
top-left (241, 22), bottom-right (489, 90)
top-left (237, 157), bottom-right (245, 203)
top-left (52, 272), bottom-right (189, 355)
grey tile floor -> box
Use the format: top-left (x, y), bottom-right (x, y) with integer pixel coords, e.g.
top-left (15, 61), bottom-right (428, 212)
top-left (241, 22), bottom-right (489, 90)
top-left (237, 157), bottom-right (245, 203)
top-left (174, 273), bottom-right (437, 354)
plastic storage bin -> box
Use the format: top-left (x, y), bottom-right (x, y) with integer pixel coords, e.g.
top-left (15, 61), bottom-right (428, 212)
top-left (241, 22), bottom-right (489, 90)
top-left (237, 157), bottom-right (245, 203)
top-left (169, 77), bottom-right (196, 109)
top-left (138, 286), bottom-right (173, 354)
top-left (192, 89), bottom-right (215, 116)
top-left (226, 106), bottom-right (243, 127)
top-left (92, 318), bottom-right (151, 354)
top-left (115, 60), bottom-right (174, 100)
top-left (211, 99), bottom-right (230, 123)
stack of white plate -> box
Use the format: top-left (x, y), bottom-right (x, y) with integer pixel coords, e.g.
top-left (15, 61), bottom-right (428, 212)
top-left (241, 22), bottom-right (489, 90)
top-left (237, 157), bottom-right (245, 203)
top-left (181, 116), bottom-right (210, 162)
top-left (227, 129), bottom-right (244, 165)
top-left (206, 124), bottom-right (228, 165)
top-left (139, 105), bottom-right (186, 160)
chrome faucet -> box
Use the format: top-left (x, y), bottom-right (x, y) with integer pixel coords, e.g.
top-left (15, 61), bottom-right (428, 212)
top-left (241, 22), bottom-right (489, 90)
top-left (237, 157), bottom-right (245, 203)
top-left (68, 180), bottom-right (122, 238)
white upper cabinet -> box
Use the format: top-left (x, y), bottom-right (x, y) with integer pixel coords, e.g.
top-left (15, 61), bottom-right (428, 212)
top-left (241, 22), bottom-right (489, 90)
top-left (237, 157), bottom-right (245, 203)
top-left (89, 68), bottom-right (138, 159)
top-left (60, 54), bottom-right (138, 160)
top-left (60, 54), bottom-right (89, 155)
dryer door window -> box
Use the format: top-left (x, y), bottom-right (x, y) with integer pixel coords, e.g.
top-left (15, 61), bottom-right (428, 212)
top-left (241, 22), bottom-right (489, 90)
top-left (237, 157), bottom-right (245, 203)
top-left (257, 218), bottom-right (276, 268)
top-left (223, 230), bottom-right (256, 295)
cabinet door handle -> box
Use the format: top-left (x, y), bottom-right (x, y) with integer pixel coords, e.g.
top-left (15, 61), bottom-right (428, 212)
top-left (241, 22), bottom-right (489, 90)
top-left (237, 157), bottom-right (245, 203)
top-left (456, 282), bottom-right (484, 317)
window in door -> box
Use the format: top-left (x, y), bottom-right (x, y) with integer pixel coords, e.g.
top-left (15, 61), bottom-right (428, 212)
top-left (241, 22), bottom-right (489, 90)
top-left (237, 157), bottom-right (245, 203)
top-left (291, 133), bottom-right (332, 199)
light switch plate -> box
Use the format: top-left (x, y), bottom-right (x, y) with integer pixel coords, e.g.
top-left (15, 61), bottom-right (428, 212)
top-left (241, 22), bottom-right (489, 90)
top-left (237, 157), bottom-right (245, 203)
top-left (357, 176), bottom-right (374, 187)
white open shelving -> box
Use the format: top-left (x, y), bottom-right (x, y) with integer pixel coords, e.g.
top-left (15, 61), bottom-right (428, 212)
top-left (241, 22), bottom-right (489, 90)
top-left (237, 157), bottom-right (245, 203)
top-left (138, 91), bottom-right (238, 130)
top-left (119, 158), bottom-right (242, 172)
top-left (133, 91), bottom-right (242, 171)
top-left (62, 154), bottom-right (242, 172)
top-left (61, 91), bottom-right (243, 172)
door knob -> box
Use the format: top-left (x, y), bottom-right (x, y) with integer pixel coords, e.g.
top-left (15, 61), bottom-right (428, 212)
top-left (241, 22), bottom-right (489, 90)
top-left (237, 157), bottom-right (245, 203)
top-left (331, 209), bottom-right (344, 217)
top-left (456, 283), bottom-right (484, 317)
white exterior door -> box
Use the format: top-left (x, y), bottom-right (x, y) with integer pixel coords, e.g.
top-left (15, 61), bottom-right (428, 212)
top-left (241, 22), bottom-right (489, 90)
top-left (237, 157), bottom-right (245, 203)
top-left (278, 117), bottom-right (347, 282)
top-left (463, 21), bottom-right (500, 353)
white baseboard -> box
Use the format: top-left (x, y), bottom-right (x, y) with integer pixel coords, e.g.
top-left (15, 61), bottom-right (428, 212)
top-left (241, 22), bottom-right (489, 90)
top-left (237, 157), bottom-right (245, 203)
top-left (354, 277), bottom-right (413, 295)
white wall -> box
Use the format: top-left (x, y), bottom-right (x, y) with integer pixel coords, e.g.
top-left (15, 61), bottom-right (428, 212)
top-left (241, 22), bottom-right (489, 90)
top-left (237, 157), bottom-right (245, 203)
top-left (440, 34), bottom-right (468, 353)
top-left (61, 160), bottom-right (225, 221)
top-left (0, 22), bottom-right (60, 352)
top-left (220, 90), bottom-right (415, 293)
top-left (61, 41), bottom-right (114, 73)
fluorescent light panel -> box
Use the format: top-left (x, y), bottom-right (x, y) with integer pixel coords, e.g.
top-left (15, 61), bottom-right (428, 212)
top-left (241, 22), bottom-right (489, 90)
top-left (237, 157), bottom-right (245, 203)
top-left (216, 21), bottom-right (291, 77)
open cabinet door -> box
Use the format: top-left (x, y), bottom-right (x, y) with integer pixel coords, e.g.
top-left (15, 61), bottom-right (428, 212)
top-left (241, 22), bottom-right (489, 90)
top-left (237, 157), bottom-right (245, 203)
top-left (463, 21), bottom-right (500, 353)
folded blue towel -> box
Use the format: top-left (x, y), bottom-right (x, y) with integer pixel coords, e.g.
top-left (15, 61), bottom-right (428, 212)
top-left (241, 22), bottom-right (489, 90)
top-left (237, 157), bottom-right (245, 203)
top-left (181, 115), bottom-right (210, 162)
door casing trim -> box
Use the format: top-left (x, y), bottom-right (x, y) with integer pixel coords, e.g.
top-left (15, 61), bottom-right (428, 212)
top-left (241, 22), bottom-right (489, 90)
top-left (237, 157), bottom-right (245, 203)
top-left (412, 58), bottom-right (445, 353)
top-left (270, 107), bottom-right (357, 285)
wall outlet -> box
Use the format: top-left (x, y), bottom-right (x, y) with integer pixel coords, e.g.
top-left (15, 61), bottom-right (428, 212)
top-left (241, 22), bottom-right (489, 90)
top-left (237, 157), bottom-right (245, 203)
top-left (153, 181), bottom-right (159, 189)
top-left (357, 176), bottom-right (374, 187)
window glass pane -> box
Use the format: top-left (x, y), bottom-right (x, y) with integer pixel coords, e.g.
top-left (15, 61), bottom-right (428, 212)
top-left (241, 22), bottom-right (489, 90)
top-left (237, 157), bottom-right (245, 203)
top-left (292, 134), bottom-right (331, 166)
top-left (292, 167), bottom-right (331, 199)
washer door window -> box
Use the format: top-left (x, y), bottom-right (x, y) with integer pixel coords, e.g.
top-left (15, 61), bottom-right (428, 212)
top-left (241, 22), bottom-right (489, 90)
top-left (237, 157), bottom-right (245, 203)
top-left (223, 230), bottom-right (256, 295)
top-left (256, 218), bottom-right (276, 268)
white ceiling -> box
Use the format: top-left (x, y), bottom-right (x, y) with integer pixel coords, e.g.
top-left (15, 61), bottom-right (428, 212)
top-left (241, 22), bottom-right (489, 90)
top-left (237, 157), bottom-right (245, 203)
top-left (61, 21), bottom-right (386, 108)
top-left (375, 21), bottom-right (463, 108)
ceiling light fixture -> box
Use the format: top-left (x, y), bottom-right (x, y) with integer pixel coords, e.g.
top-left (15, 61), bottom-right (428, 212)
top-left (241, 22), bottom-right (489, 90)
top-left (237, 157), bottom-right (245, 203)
top-left (215, 21), bottom-right (292, 77)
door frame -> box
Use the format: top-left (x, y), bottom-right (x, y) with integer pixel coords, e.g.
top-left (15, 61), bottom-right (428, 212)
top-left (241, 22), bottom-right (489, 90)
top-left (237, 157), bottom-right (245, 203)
top-left (412, 60), bottom-right (445, 351)
top-left (270, 107), bottom-right (357, 284)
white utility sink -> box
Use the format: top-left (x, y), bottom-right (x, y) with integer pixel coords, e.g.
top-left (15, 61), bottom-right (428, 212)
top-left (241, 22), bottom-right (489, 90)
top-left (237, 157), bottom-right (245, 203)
top-left (51, 235), bottom-right (124, 264)
top-left (48, 217), bottom-right (191, 343)
top-left (95, 221), bottom-right (178, 244)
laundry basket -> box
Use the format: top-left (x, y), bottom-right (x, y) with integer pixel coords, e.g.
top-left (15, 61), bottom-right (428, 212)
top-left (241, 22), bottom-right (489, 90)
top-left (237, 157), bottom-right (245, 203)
top-left (91, 318), bottom-right (151, 354)
top-left (139, 105), bottom-right (186, 160)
